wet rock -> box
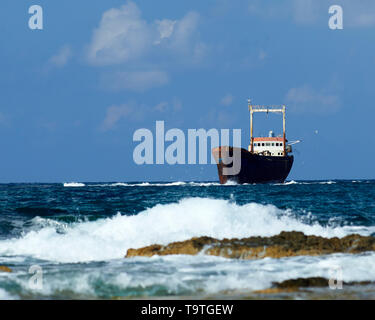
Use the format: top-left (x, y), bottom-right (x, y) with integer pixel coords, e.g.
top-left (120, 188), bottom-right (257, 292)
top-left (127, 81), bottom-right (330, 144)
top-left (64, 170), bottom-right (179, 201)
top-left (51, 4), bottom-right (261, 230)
top-left (0, 266), bottom-right (12, 273)
top-left (126, 237), bottom-right (216, 257)
top-left (253, 277), bottom-right (329, 294)
top-left (125, 231), bottom-right (375, 259)
top-left (275, 277), bottom-right (329, 289)
top-left (254, 277), bottom-right (374, 294)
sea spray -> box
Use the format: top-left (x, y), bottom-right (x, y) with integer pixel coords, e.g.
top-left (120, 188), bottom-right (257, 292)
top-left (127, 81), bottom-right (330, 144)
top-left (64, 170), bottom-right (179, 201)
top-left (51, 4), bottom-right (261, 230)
top-left (0, 197), bottom-right (374, 263)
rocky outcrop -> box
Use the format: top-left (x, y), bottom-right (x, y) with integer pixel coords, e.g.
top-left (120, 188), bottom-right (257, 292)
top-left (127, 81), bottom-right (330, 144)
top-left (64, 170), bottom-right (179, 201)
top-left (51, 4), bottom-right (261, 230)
top-left (0, 266), bottom-right (12, 273)
top-left (274, 277), bottom-right (330, 289)
top-left (254, 277), bottom-right (373, 294)
top-left (126, 231), bottom-right (375, 259)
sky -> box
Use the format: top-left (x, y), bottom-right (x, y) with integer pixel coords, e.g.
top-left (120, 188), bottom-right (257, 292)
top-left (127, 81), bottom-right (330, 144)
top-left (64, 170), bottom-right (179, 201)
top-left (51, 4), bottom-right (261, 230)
top-left (0, 0), bottom-right (374, 182)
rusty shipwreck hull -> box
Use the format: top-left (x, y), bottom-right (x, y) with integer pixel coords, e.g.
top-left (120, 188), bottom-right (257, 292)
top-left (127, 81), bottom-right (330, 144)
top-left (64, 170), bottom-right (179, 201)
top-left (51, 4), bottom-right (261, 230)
top-left (212, 146), bottom-right (294, 184)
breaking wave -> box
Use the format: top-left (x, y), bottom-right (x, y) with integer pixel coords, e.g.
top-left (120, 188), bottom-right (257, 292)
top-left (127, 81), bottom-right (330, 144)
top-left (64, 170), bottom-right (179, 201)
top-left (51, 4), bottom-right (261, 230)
top-left (63, 181), bottom-right (234, 187)
top-left (63, 182), bottom-right (86, 187)
top-left (274, 180), bottom-right (337, 186)
top-left (0, 197), bottom-right (374, 263)
top-left (61, 180), bottom-right (345, 188)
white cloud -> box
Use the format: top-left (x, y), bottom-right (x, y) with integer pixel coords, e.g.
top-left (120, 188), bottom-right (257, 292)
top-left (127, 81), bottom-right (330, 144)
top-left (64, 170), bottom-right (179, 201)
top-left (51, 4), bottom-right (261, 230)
top-left (104, 70), bottom-right (169, 92)
top-left (154, 19), bottom-right (176, 44)
top-left (285, 84), bottom-right (340, 114)
top-left (153, 98), bottom-right (182, 113)
top-left (101, 98), bottom-right (183, 130)
top-left (87, 2), bottom-right (205, 93)
top-left (163, 12), bottom-right (208, 63)
top-left (220, 93), bottom-right (234, 106)
top-left (87, 2), bottom-right (151, 65)
top-left (101, 104), bottom-right (134, 131)
top-left (166, 12), bottom-right (199, 51)
top-left (48, 45), bottom-right (73, 67)
top-left (87, 1), bottom-right (204, 66)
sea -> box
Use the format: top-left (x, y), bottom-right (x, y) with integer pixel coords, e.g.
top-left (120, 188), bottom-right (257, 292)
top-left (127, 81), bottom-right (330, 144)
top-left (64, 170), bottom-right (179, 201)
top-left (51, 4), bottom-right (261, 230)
top-left (0, 180), bottom-right (374, 299)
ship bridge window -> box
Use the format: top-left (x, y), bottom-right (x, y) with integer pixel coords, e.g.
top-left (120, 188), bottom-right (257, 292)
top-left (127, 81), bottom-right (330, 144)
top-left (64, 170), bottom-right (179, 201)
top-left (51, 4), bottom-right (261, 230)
top-left (266, 143), bottom-right (270, 146)
top-left (262, 143), bottom-right (265, 146)
top-left (276, 143), bottom-right (279, 146)
top-left (254, 143), bottom-right (257, 146)
top-left (280, 142), bottom-right (283, 146)
top-left (272, 143), bottom-right (275, 146)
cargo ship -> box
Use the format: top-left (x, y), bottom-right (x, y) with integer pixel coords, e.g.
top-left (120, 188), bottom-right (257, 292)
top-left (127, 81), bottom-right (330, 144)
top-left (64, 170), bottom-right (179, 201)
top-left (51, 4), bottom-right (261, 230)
top-left (212, 100), bottom-right (298, 184)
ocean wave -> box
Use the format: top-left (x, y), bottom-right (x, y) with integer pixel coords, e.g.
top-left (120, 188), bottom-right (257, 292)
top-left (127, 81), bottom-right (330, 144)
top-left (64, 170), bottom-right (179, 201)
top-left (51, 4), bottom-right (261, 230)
top-left (0, 197), bottom-right (374, 263)
top-left (274, 180), bottom-right (336, 186)
top-left (0, 288), bottom-right (16, 300)
top-left (282, 180), bottom-right (298, 185)
top-left (63, 180), bottom-right (340, 187)
top-left (61, 180), bottom-right (370, 188)
top-left (92, 181), bottom-right (227, 187)
top-left (4, 252), bottom-right (375, 299)
top-left (63, 182), bottom-right (85, 187)
top-left (92, 182), bottom-right (187, 187)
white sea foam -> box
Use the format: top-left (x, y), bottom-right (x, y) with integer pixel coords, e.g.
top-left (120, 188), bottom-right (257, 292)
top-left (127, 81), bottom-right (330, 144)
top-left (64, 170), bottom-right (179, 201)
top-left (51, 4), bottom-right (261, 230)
top-left (318, 181), bottom-right (336, 184)
top-left (0, 197), bottom-right (374, 263)
top-left (283, 180), bottom-right (298, 185)
top-left (189, 182), bottom-right (221, 186)
top-left (63, 180), bottom-right (358, 188)
top-left (275, 180), bottom-right (337, 186)
top-left (0, 288), bottom-right (16, 300)
top-left (6, 252), bottom-right (375, 298)
top-left (92, 181), bottom-right (224, 187)
top-left (63, 182), bottom-right (85, 187)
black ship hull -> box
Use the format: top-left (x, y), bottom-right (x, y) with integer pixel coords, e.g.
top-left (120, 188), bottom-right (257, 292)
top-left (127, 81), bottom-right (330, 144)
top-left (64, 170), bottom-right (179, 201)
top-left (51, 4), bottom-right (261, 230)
top-left (212, 146), bottom-right (294, 184)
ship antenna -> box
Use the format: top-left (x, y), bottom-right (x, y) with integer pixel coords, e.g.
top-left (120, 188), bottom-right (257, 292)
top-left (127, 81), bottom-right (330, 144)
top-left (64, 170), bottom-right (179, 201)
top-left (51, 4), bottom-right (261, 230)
top-left (248, 98), bottom-right (254, 153)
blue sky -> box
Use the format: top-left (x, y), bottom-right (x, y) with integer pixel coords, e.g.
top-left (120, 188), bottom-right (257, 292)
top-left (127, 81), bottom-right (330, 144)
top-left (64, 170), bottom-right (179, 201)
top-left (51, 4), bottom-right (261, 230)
top-left (0, 0), bottom-right (374, 182)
